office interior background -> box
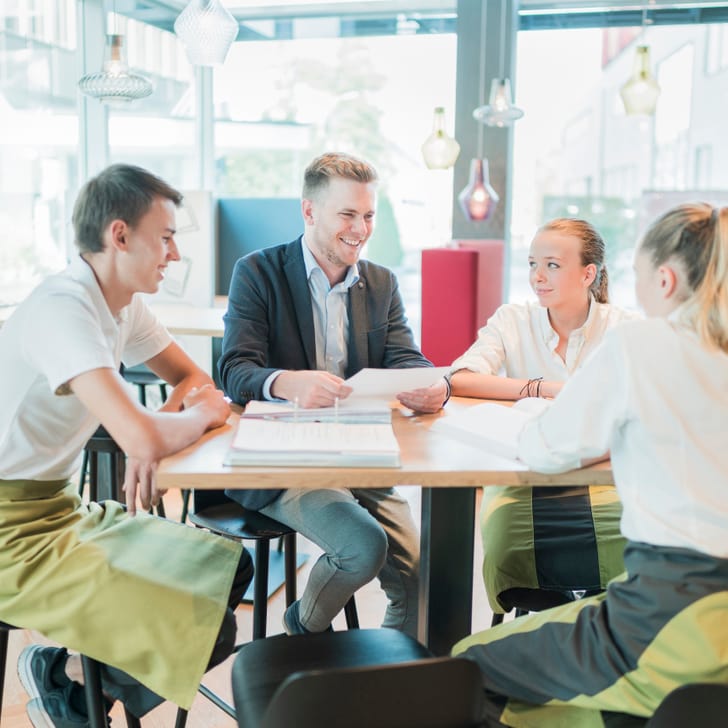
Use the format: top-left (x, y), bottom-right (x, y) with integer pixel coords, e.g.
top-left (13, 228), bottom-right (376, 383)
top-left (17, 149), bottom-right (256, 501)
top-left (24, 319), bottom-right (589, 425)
top-left (2, 0), bottom-right (728, 337)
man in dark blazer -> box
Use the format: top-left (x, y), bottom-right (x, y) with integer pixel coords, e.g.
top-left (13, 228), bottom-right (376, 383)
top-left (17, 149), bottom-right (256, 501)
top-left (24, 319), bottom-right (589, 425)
top-left (219, 152), bottom-right (449, 638)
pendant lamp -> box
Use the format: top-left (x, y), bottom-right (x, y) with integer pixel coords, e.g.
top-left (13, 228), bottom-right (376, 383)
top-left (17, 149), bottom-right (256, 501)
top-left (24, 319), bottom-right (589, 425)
top-left (174, 0), bottom-right (239, 67)
top-left (472, 4), bottom-right (523, 128)
top-left (459, 2), bottom-right (499, 222)
top-left (78, 34), bottom-right (153, 105)
top-left (458, 158), bottom-right (499, 222)
top-left (473, 78), bottom-right (524, 127)
top-left (620, 45), bottom-right (660, 116)
top-left (421, 107), bottom-right (461, 170)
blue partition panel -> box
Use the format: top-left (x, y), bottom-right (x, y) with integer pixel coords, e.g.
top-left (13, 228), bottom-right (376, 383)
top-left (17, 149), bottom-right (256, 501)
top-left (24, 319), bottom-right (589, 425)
top-left (216, 197), bottom-right (302, 295)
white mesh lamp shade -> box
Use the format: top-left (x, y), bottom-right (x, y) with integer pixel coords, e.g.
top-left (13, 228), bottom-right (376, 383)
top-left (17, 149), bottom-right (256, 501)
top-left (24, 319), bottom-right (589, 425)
top-left (472, 78), bottom-right (524, 128)
top-left (421, 107), bottom-right (461, 170)
top-left (78, 34), bottom-right (153, 105)
top-left (458, 158), bottom-right (499, 222)
top-left (174, 0), bottom-right (239, 67)
top-left (620, 45), bottom-right (660, 115)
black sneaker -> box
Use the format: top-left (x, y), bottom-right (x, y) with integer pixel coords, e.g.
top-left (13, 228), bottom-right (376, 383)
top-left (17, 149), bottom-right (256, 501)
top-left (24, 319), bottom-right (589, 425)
top-left (25, 684), bottom-right (92, 728)
top-left (18, 645), bottom-right (71, 701)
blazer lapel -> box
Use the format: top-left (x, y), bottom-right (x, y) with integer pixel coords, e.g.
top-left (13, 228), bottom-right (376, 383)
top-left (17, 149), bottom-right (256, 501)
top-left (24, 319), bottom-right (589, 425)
top-left (283, 241), bottom-right (317, 370)
top-left (348, 277), bottom-right (369, 375)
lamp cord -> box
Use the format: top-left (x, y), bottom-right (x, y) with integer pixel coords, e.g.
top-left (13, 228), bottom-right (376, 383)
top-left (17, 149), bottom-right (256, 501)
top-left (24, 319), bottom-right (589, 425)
top-left (499, 1), bottom-right (506, 78)
top-left (477, 0), bottom-right (487, 157)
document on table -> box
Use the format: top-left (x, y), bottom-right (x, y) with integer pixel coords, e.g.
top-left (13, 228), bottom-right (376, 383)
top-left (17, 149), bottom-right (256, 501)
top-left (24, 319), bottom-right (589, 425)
top-left (344, 367), bottom-right (451, 401)
top-left (225, 416), bottom-right (401, 468)
top-left (430, 398), bottom-right (551, 461)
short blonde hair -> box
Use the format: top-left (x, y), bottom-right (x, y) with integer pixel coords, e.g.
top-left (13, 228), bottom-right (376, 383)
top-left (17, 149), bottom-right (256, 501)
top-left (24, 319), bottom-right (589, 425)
top-left (302, 152), bottom-right (378, 200)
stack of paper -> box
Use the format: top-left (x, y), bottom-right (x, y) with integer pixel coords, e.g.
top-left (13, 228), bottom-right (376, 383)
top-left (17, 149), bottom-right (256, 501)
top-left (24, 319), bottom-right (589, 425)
top-left (225, 413), bottom-right (401, 468)
top-left (431, 398), bottom-right (550, 461)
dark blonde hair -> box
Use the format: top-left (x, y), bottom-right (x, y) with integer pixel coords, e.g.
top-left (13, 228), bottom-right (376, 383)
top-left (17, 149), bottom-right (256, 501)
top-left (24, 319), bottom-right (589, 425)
top-left (302, 152), bottom-right (378, 200)
top-left (538, 218), bottom-right (609, 303)
top-left (640, 202), bottom-right (728, 353)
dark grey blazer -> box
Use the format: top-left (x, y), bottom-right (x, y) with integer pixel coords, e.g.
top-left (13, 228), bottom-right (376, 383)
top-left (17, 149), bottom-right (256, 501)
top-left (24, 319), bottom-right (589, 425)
top-left (219, 237), bottom-right (432, 509)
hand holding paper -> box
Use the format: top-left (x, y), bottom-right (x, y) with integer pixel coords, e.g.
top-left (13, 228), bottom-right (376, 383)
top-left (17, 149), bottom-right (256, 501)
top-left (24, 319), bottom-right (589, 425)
top-left (345, 367), bottom-right (451, 402)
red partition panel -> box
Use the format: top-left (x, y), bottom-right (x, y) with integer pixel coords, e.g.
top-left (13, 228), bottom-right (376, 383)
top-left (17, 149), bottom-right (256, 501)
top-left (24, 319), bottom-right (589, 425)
top-left (420, 240), bottom-right (504, 366)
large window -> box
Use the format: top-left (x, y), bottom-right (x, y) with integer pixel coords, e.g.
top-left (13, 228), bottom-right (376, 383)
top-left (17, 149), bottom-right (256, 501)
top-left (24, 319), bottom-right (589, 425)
top-left (512, 21), bottom-right (728, 309)
top-left (0, 0), bottom-right (78, 305)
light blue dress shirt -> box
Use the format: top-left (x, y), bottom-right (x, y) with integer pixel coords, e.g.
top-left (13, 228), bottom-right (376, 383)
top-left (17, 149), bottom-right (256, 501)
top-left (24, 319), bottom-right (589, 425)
top-left (263, 237), bottom-right (360, 399)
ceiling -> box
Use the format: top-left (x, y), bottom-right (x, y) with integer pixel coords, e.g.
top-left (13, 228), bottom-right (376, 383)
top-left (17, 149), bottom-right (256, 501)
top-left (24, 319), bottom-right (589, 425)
top-left (120, 1), bottom-right (728, 35)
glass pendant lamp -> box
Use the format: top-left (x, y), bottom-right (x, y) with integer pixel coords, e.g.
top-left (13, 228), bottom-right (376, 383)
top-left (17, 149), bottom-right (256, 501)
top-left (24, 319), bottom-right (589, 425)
top-left (421, 107), bottom-right (461, 170)
top-left (174, 0), bottom-right (239, 67)
top-left (620, 45), bottom-right (660, 115)
top-left (458, 158), bottom-right (499, 222)
top-left (473, 78), bottom-right (524, 128)
top-left (78, 34), bottom-right (153, 105)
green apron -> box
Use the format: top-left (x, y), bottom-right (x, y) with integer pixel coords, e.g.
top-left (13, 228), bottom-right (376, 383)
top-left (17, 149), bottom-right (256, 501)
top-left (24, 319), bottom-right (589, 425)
top-left (0, 479), bottom-right (242, 709)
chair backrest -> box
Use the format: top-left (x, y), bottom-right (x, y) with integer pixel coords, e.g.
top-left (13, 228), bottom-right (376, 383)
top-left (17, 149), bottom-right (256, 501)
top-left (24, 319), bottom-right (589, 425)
top-left (193, 488), bottom-right (232, 513)
top-left (260, 656), bottom-right (484, 728)
top-left (647, 683), bottom-right (728, 727)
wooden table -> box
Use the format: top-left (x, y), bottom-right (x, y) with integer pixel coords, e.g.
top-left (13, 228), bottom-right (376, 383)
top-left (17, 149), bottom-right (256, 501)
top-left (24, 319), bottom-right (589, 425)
top-left (0, 302), bottom-right (225, 337)
top-left (158, 397), bottom-right (612, 655)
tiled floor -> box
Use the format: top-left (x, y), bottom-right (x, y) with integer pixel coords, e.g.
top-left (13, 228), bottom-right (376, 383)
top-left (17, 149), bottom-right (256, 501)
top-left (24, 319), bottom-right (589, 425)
top-left (3, 487), bottom-right (497, 727)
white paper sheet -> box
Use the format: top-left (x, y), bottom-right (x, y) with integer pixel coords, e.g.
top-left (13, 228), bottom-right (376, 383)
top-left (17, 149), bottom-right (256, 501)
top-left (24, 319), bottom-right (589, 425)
top-left (344, 367), bottom-right (451, 399)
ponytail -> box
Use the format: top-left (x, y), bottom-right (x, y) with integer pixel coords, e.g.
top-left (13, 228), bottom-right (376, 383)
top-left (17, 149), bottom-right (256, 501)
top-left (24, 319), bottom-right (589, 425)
top-left (640, 203), bottom-right (728, 353)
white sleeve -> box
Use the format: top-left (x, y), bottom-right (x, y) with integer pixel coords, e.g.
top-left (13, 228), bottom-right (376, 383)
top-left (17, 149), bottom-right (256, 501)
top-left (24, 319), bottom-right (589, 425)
top-left (21, 292), bottom-right (116, 393)
top-left (121, 295), bottom-right (173, 367)
top-left (518, 328), bottom-right (630, 473)
top-left (450, 305), bottom-right (509, 374)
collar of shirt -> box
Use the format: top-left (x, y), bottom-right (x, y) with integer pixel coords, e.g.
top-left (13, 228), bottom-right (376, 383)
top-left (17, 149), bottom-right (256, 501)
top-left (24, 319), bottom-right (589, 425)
top-left (69, 254), bottom-right (127, 328)
top-left (538, 294), bottom-right (599, 350)
top-left (300, 235), bottom-right (360, 291)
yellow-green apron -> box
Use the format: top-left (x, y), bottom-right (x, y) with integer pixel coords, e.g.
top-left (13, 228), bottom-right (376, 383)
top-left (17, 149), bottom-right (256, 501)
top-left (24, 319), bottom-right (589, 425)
top-left (0, 479), bottom-right (242, 709)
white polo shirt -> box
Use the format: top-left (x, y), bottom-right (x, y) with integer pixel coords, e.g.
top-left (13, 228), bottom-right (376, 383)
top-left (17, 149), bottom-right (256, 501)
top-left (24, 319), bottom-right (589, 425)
top-left (451, 299), bottom-right (636, 380)
top-left (0, 255), bottom-right (171, 481)
top-left (519, 314), bottom-right (728, 558)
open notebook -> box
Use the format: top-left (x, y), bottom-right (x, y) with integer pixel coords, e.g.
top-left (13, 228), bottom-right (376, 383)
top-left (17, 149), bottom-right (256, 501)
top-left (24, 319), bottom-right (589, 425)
top-left (225, 402), bottom-right (401, 467)
top-left (430, 398), bottom-right (551, 461)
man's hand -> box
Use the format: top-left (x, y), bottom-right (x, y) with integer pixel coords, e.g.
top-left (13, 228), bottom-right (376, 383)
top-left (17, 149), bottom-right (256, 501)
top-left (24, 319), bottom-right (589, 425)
top-left (123, 457), bottom-right (165, 516)
top-left (183, 384), bottom-right (231, 428)
top-left (272, 371), bottom-right (353, 409)
top-left (397, 378), bottom-right (449, 414)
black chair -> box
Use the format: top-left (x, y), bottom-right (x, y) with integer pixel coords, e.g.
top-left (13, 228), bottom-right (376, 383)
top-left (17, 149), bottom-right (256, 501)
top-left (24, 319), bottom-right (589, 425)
top-left (120, 363), bottom-right (168, 408)
top-left (232, 627), bottom-right (484, 728)
top-left (189, 489), bottom-right (300, 640)
top-left (78, 426), bottom-right (166, 517)
top-left (490, 587), bottom-right (602, 626)
top-left (0, 621), bottom-right (141, 728)
top-left (646, 683), bottom-right (728, 727)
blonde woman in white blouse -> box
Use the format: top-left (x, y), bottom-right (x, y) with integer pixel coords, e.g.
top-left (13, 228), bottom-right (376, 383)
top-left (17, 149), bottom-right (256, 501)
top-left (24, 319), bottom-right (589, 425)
top-left (453, 204), bottom-right (728, 727)
top-left (450, 218), bottom-right (636, 616)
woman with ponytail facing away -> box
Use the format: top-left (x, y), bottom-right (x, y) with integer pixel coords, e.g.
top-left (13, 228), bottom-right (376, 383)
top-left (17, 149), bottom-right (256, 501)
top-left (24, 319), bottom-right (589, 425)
top-left (453, 203), bottom-right (728, 727)
top-left (449, 219), bottom-right (638, 617)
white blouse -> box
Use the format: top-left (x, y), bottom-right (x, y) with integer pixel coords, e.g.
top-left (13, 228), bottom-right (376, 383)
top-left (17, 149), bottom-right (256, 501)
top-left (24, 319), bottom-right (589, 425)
top-left (450, 299), bottom-right (636, 380)
top-left (519, 315), bottom-right (728, 558)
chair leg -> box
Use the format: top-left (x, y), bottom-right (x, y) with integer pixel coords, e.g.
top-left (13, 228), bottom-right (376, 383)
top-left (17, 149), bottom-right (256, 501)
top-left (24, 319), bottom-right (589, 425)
top-left (490, 612), bottom-right (505, 626)
top-left (123, 706), bottom-right (142, 728)
top-left (89, 452), bottom-right (99, 502)
top-left (80, 655), bottom-right (109, 728)
top-left (78, 450), bottom-right (89, 497)
top-left (180, 490), bottom-right (191, 524)
top-left (514, 607), bottom-right (529, 618)
top-left (175, 707), bottom-right (188, 727)
top-left (283, 532), bottom-right (297, 607)
top-left (252, 541), bottom-right (271, 639)
top-left (0, 626), bottom-right (8, 716)
top-left (159, 384), bottom-right (168, 404)
top-left (136, 385), bottom-right (147, 408)
top-left (344, 595), bottom-right (359, 629)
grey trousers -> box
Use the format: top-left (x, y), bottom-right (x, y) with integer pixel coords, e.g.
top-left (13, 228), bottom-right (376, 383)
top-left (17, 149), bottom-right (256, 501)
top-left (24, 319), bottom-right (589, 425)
top-left (261, 486), bottom-right (420, 636)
